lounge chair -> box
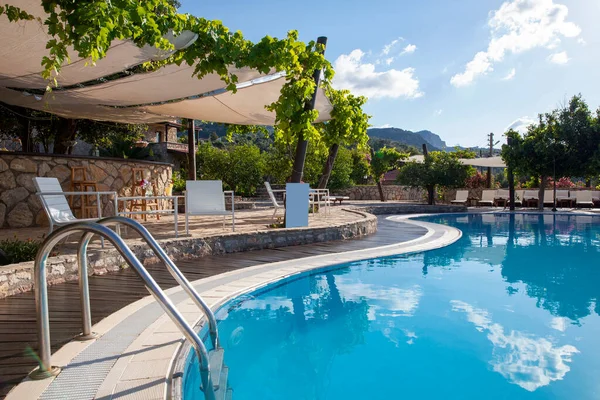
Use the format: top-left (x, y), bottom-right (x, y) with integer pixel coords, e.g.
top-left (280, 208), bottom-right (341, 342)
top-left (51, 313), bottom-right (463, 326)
top-left (514, 190), bottom-right (525, 207)
top-left (477, 190), bottom-right (496, 207)
top-left (264, 182), bottom-right (285, 221)
top-left (575, 190), bottom-right (594, 208)
top-left (556, 190), bottom-right (571, 207)
top-left (543, 190), bottom-right (555, 206)
top-left (452, 190), bottom-right (469, 205)
top-left (495, 189), bottom-right (509, 207)
top-left (592, 191), bottom-right (600, 207)
top-left (523, 190), bottom-right (539, 207)
top-left (34, 177), bottom-right (117, 247)
top-left (185, 180), bottom-right (235, 234)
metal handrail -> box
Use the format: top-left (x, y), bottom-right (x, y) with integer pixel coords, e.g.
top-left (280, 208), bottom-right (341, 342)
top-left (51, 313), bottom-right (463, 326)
top-left (77, 216), bottom-right (219, 348)
top-left (31, 222), bottom-right (216, 400)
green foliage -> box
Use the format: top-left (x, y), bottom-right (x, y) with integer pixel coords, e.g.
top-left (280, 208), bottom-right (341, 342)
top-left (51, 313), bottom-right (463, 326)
top-left (196, 142), bottom-right (265, 196)
top-left (350, 149), bottom-right (371, 185)
top-left (77, 120), bottom-right (148, 150)
top-left (502, 95), bottom-right (600, 182)
top-left (369, 137), bottom-right (421, 155)
top-left (327, 147), bottom-right (354, 191)
top-left (99, 137), bottom-right (150, 159)
top-left (396, 151), bottom-right (472, 204)
top-left (171, 170), bottom-right (186, 192)
top-left (369, 147), bottom-right (406, 182)
top-left (0, 236), bottom-right (42, 264)
top-left (318, 88), bottom-right (370, 149)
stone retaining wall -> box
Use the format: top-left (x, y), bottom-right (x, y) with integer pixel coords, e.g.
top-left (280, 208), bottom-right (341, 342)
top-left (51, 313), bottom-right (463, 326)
top-left (336, 185), bottom-right (426, 201)
top-left (0, 209), bottom-right (377, 298)
top-left (0, 152), bottom-right (172, 228)
top-left (357, 204), bottom-right (468, 215)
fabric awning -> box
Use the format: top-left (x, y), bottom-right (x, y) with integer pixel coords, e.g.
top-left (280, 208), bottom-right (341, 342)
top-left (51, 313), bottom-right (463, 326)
top-left (405, 155), bottom-right (506, 168)
top-left (0, 1), bottom-right (333, 125)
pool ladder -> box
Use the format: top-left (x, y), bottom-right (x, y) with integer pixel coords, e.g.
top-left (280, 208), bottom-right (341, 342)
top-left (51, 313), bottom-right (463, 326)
top-left (30, 216), bottom-right (232, 400)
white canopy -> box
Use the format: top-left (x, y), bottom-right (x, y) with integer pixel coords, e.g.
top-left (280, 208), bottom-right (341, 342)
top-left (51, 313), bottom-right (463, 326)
top-left (405, 155), bottom-right (506, 168)
top-left (0, 1), bottom-right (332, 125)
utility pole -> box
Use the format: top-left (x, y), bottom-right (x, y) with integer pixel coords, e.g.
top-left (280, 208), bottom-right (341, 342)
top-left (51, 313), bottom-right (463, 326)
top-left (486, 132), bottom-right (496, 188)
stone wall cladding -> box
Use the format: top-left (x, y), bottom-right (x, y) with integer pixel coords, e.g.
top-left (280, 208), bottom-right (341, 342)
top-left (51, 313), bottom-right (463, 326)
top-left (0, 152), bottom-right (172, 228)
top-left (336, 185), bottom-right (426, 201)
top-left (0, 210), bottom-right (377, 298)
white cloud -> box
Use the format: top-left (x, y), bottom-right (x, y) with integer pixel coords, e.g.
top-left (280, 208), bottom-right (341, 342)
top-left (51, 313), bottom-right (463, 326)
top-left (401, 44), bottom-right (417, 55)
top-left (506, 116), bottom-right (536, 133)
top-left (382, 37), bottom-right (402, 55)
top-left (548, 51), bottom-right (569, 64)
top-left (385, 57), bottom-right (394, 65)
top-left (451, 0), bottom-right (581, 87)
top-left (550, 317), bottom-right (570, 332)
top-left (376, 124), bottom-right (393, 128)
top-left (577, 37), bottom-right (586, 45)
top-left (434, 109), bottom-right (443, 116)
top-left (451, 300), bottom-right (579, 392)
top-left (502, 68), bottom-right (516, 80)
top-left (332, 49), bottom-right (424, 99)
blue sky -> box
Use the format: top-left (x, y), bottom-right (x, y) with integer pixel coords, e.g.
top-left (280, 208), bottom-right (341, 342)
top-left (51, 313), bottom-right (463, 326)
top-left (180, 0), bottom-right (600, 148)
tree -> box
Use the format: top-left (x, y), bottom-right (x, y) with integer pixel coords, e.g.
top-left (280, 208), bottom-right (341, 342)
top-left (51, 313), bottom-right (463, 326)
top-left (369, 147), bottom-right (406, 202)
top-left (316, 89), bottom-right (370, 189)
top-left (501, 95), bottom-right (600, 209)
top-left (396, 151), bottom-right (472, 205)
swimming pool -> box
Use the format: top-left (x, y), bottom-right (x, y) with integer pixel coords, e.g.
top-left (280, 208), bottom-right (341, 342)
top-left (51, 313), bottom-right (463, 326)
top-left (183, 213), bottom-right (600, 399)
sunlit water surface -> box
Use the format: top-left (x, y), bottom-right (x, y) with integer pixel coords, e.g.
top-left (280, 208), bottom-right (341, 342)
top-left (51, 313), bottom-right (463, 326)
top-left (184, 213), bottom-right (600, 399)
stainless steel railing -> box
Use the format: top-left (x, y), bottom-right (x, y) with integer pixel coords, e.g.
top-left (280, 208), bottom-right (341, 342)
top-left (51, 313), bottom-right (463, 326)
top-left (77, 216), bottom-right (219, 348)
top-left (30, 221), bottom-right (217, 400)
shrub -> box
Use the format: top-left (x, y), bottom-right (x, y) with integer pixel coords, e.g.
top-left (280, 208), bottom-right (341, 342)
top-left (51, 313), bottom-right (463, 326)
top-left (464, 172), bottom-right (487, 188)
top-left (0, 237), bottom-right (43, 264)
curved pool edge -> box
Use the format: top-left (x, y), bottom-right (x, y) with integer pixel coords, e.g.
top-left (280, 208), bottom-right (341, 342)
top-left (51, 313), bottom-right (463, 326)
top-left (170, 216), bottom-right (462, 400)
top-left (6, 215), bottom-right (461, 400)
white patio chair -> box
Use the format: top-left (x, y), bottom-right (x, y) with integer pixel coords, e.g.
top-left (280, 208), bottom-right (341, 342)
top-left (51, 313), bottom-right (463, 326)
top-left (451, 190), bottom-right (469, 205)
top-left (264, 182), bottom-right (285, 221)
top-left (575, 190), bottom-right (594, 208)
top-left (185, 180), bottom-right (235, 234)
top-left (514, 190), bottom-right (525, 206)
top-left (309, 188), bottom-right (331, 216)
top-left (477, 190), bottom-right (496, 207)
top-left (34, 177), bottom-right (117, 246)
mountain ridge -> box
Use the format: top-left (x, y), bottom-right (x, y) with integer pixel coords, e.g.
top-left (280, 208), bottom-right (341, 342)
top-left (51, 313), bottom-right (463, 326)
top-left (367, 127), bottom-right (446, 151)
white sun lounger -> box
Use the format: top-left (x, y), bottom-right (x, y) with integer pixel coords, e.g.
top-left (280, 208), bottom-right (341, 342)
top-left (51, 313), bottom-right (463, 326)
top-left (477, 190), bottom-right (496, 206)
top-left (185, 180), bottom-right (235, 233)
top-left (264, 181), bottom-right (285, 221)
top-left (452, 190), bottom-right (469, 205)
top-left (575, 190), bottom-right (594, 208)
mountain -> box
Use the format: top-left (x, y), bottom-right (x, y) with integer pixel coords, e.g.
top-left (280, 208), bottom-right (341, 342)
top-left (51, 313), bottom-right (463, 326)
top-left (415, 130), bottom-right (446, 149)
top-left (367, 128), bottom-right (445, 151)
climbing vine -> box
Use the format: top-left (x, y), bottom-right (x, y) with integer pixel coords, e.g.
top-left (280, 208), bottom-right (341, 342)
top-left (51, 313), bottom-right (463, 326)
top-left (1, 1), bottom-right (336, 150)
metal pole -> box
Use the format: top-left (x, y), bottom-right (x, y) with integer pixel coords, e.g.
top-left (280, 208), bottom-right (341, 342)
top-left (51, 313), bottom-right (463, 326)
top-left (507, 137), bottom-right (515, 211)
top-left (290, 36), bottom-right (327, 183)
top-left (32, 223), bottom-right (217, 400)
top-left (188, 119), bottom-right (196, 180)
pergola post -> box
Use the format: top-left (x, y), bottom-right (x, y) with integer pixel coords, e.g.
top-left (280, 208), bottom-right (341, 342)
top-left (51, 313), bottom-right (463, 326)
top-left (507, 137), bottom-right (515, 210)
top-left (290, 36), bottom-right (327, 183)
top-left (187, 119), bottom-right (196, 180)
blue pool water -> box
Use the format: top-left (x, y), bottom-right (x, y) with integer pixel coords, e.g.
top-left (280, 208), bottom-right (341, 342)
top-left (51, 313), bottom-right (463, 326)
top-left (184, 213), bottom-right (600, 399)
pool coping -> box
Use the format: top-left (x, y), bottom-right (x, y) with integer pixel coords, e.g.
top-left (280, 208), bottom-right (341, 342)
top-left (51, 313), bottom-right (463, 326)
top-left (8, 215), bottom-right (461, 400)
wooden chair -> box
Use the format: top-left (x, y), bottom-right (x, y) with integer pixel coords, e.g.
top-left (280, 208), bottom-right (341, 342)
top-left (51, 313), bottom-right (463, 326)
top-left (69, 166), bottom-right (100, 218)
top-left (128, 168), bottom-right (160, 221)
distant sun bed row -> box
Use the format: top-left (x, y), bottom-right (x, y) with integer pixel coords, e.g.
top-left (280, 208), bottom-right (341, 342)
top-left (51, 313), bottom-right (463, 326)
top-left (452, 189), bottom-right (599, 208)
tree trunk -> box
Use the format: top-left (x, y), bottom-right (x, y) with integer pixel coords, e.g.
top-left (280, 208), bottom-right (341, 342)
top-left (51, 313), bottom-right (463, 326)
top-left (427, 185), bottom-right (435, 205)
top-left (538, 176), bottom-right (546, 210)
top-left (376, 180), bottom-right (386, 202)
top-left (317, 143), bottom-right (339, 189)
top-left (53, 118), bottom-right (77, 154)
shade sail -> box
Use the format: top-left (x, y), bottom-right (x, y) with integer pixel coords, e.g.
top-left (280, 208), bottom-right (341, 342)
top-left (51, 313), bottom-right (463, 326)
top-left (460, 156), bottom-right (506, 168)
top-left (0, 0), bottom-right (333, 125)
top-left (405, 155), bottom-right (506, 168)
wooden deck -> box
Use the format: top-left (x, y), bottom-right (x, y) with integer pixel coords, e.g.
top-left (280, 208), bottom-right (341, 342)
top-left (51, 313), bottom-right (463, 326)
top-left (0, 217), bottom-right (423, 398)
